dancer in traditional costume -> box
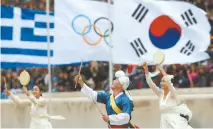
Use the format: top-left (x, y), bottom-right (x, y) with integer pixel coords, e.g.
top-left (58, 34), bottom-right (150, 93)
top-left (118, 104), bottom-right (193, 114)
top-left (142, 62), bottom-right (193, 129)
top-left (75, 70), bottom-right (139, 129)
top-left (5, 85), bottom-right (64, 129)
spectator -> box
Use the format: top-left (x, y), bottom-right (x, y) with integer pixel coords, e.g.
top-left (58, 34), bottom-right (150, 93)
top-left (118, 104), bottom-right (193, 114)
top-left (62, 72), bottom-right (74, 91)
top-left (196, 0), bottom-right (206, 11)
top-left (81, 61), bottom-right (108, 90)
top-left (187, 64), bottom-right (198, 87)
top-left (1, 74), bottom-right (8, 99)
top-left (197, 66), bottom-right (207, 87)
top-left (176, 65), bottom-right (190, 88)
top-left (52, 79), bottom-right (60, 92)
top-left (10, 79), bottom-right (22, 94)
top-left (206, 60), bottom-right (213, 87)
top-left (207, 43), bottom-right (213, 60)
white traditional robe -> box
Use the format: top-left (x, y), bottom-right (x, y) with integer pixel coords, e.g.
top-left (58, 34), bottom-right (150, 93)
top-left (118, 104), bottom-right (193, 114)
top-left (9, 94), bottom-right (52, 129)
top-left (145, 73), bottom-right (193, 129)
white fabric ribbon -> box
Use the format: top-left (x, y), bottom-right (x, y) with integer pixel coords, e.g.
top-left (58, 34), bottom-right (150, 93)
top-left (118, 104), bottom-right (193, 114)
top-left (40, 115), bottom-right (66, 120)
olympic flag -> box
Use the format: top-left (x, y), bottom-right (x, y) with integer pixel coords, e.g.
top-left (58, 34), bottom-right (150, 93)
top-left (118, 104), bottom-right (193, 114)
top-left (112, 0), bottom-right (211, 64)
top-left (53, 0), bottom-right (112, 64)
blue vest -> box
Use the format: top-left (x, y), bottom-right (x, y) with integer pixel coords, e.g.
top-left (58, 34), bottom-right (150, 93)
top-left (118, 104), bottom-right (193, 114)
top-left (97, 92), bottom-right (133, 117)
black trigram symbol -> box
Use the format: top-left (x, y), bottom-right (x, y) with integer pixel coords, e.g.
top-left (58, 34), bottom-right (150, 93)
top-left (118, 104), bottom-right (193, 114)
top-left (132, 3), bottom-right (149, 23)
top-left (130, 38), bottom-right (147, 57)
top-left (180, 40), bottom-right (195, 56)
top-left (181, 9), bottom-right (197, 27)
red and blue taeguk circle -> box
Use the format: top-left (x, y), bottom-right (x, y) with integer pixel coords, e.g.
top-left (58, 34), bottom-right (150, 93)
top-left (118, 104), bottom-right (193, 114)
top-left (149, 15), bottom-right (182, 49)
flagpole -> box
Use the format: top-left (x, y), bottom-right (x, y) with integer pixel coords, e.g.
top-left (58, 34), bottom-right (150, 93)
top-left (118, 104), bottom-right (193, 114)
top-left (46, 0), bottom-right (52, 116)
top-left (107, 0), bottom-right (113, 93)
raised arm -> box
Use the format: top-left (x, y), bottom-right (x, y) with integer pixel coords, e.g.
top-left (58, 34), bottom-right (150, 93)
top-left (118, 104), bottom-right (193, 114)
top-left (156, 64), bottom-right (167, 76)
top-left (5, 89), bottom-right (30, 105)
top-left (81, 83), bottom-right (98, 101)
top-left (75, 75), bottom-right (98, 101)
top-left (157, 65), bottom-right (177, 98)
top-left (142, 62), bottom-right (162, 97)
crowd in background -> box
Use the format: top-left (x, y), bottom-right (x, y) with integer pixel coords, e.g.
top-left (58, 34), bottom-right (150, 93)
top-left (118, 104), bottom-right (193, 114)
top-left (1, 0), bottom-right (213, 15)
top-left (1, 0), bottom-right (54, 12)
top-left (1, 0), bottom-right (213, 99)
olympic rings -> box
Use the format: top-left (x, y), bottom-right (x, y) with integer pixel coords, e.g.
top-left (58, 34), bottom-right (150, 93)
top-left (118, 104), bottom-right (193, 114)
top-left (103, 29), bottom-right (113, 48)
top-left (93, 17), bottom-right (114, 37)
top-left (72, 14), bottom-right (92, 35)
top-left (71, 14), bottom-right (114, 47)
top-left (82, 25), bottom-right (102, 46)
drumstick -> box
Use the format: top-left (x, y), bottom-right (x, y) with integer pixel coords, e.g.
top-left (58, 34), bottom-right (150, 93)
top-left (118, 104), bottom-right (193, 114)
top-left (74, 60), bottom-right (111, 128)
top-left (75, 59), bottom-right (83, 88)
top-left (91, 98), bottom-right (111, 128)
top-left (92, 98), bottom-right (103, 115)
top-left (3, 77), bottom-right (7, 90)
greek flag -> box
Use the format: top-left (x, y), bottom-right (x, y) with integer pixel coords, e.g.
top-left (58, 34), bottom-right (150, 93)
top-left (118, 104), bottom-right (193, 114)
top-left (0, 5), bottom-right (54, 68)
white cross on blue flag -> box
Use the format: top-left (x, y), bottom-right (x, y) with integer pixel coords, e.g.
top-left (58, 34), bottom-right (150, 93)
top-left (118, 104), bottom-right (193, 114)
top-left (1, 5), bottom-right (54, 68)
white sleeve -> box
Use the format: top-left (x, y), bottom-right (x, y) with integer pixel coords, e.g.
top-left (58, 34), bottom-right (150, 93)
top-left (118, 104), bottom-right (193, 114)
top-left (109, 113), bottom-right (130, 125)
top-left (167, 82), bottom-right (177, 98)
top-left (145, 73), bottom-right (162, 97)
top-left (9, 94), bottom-right (30, 105)
top-left (9, 93), bottom-right (22, 104)
top-left (28, 95), bottom-right (47, 106)
top-left (81, 84), bottom-right (98, 101)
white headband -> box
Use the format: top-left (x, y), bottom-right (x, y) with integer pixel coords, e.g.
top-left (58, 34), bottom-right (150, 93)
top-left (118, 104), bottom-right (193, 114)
top-left (115, 70), bottom-right (132, 100)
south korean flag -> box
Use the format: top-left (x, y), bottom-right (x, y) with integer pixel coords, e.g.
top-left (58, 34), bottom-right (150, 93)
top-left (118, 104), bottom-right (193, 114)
top-left (112, 0), bottom-right (211, 65)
